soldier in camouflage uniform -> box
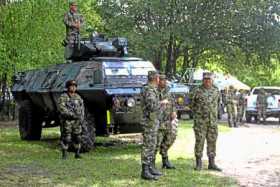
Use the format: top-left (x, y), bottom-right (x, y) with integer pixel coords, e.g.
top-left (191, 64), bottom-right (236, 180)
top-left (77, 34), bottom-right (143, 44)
top-left (225, 85), bottom-right (237, 127)
top-left (191, 72), bottom-right (222, 171)
top-left (64, 0), bottom-right (84, 60)
top-left (226, 86), bottom-right (237, 127)
top-left (256, 88), bottom-right (267, 124)
top-left (140, 71), bottom-right (165, 180)
top-left (236, 89), bottom-right (246, 124)
top-left (154, 74), bottom-right (178, 169)
top-left (58, 80), bottom-right (84, 159)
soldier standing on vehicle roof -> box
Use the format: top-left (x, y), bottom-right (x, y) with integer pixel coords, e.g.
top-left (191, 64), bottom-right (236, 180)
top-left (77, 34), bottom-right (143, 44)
top-left (190, 72), bottom-right (222, 171)
top-left (140, 71), bottom-right (168, 180)
top-left (154, 74), bottom-right (178, 170)
top-left (63, 0), bottom-right (84, 60)
top-left (58, 80), bottom-right (85, 159)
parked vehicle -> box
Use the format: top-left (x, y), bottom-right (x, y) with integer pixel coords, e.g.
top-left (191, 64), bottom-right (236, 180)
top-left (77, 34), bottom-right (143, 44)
top-left (169, 83), bottom-right (190, 119)
top-left (12, 32), bottom-right (189, 151)
top-left (245, 86), bottom-right (280, 123)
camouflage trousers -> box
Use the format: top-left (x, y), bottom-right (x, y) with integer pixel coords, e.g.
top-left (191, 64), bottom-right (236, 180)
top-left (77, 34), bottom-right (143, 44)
top-left (60, 119), bottom-right (82, 150)
top-left (257, 106), bottom-right (266, 122)
top-left (64, 44), bottom-right (74, 60)
top-left (193, 123), bottom-right (218, 158)
top-left (141, 117), bottom-right (159, 165)
top-left (226, 103), bottom-right (237, 127)
top-left (155, 120), bottom-right (178, 158)
top-left (236, 104), bottom-right (245, 123)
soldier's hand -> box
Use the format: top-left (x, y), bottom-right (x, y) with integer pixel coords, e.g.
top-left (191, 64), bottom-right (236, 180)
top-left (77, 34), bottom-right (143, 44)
top-left (171, 112), bottom-right (177, 120)
top-left (73, 22), bottom-right (80, 29)
top-left (160, 99), bottom-right (169, 105)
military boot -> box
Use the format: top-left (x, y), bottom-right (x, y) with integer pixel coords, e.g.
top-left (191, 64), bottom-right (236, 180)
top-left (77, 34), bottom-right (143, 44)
top-left (194, 156), bottom-right (202, 171)
top-left (162, 156), bottom-right (175, 169)
top-left (62, 149), bottom-right (67, 160)
top-left (208, 157), bottom-right (222, 171)
top-left (75, 148), bottom-right (82, 159)
top-left (141, 164), bottom-right (159, 180)
top-left (149, 157), bottom-right (162, 176)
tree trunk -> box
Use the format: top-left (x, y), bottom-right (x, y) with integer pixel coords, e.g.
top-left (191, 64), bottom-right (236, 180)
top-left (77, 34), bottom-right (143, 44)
top-left (172, 44), bottom-right (181, 77)
top-left (165, 35), bottom-right (174, 78)
top-left (153, 49), bottom-right (163, 71)
top-left (183, 47), bottom-right (190, 70)
top-left (0, 0), bottom-right (7, 6)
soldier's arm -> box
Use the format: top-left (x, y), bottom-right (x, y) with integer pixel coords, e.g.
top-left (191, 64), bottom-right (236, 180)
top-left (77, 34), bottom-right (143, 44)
top-left (64, 13), bottom-right (75, 28)
top-left (58, 96), bottom-right (76, 119)
top-left (80, 97), bottom-right (85, 120)
top-left (189, 89), bottom-right (197, 112)
top-left (145, 90), bottom-right (159, 112)
top-left (170, 92), bottom-right (177, 113)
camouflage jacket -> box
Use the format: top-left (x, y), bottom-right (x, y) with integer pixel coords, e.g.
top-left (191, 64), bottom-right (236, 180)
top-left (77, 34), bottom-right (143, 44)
top-left (158, 86), bottom-right (176, 122)
top-left (58, 92), bottom-right (84, 121)
top-left (256, 92), bottom-right (267, 107)
top-left (237, 93), bottom-right (246, 106)
top-left (141, 83), bottom-right (160, 120)
top-left (225, 89), bottom-right (236, 105)
top-left (63, 10), bottom-right (84, 43)
top-left (191, 85), bottom-right (219, 124)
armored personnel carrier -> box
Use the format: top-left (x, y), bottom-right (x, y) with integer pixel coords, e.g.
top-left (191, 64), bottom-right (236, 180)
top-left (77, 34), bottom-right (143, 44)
top-left (12, 32), bottom-right (189, 151)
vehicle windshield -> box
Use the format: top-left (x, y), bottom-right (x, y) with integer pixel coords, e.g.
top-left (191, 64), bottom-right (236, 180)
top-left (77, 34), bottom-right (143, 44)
top-left (103, 60), bottom-right (155, 76)
top-left (253, 88), bottom-right (280, 95)
top-left (105, 68), bottom-right (129, 76)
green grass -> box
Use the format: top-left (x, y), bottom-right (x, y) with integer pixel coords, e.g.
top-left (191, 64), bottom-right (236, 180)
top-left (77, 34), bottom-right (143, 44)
top-left (0, 121), bottom-right (237, 187)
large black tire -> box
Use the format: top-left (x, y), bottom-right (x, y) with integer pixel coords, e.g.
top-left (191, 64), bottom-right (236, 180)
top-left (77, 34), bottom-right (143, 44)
top-left (254, 115), bottom-right (259, 123)
top-left (177, 112), bottom-right (182, 120)
top-left (80, 111), bottom-right (96, 152)
top-left (189, 112), bottom-right (193, 120)
top-left (245, 113), bottom-right (251, 123)
top-left (18, 100), bottom-right (42, 140)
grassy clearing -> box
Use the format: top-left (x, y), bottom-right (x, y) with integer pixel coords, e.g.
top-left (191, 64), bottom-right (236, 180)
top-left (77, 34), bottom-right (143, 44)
top-left (0, 121), bottom-right (237, 187)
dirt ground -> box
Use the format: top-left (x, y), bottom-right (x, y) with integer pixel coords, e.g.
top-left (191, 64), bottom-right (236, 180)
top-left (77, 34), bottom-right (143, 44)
top-left (181, 117), bottom-right (280, 187)
top-left (216, 120), bottom-right (280, 187)
top-left (0, 121), bottom-right (16, 129)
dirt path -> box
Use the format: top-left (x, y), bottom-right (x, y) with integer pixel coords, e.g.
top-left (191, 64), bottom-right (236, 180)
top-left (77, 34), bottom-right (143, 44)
top-left (216, 121), bottom-right (280, 187)
top-left (178, 117), bottom-right (280, 187)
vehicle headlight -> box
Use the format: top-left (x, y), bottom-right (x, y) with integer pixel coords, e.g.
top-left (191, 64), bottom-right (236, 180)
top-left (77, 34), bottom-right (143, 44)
top-left (177, 97), bottom-right (184, 105)
top-left (127, 98), bottom-right (136, 107)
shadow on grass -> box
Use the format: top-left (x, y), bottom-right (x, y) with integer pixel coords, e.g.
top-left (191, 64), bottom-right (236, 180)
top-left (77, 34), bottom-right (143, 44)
top-left (0, 123), bottom-right (236, 186)
top-left (0, 153), bottom-right (236, 187)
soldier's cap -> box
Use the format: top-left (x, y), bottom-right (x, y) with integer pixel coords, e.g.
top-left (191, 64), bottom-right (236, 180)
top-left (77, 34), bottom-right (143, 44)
top-left (65, 80), bottom-right (77, 88)
top-left (202, 72), bottom-right (213, 79)
top-left (159, 74), bottom-right (166, 80)
top-left (147, 71), bottom-right (159, 80)
top-left (69, 0), bottom-right (78, 6)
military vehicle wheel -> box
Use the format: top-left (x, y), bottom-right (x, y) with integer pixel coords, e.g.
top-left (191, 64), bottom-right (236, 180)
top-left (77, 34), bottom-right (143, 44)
top-left (254, 115), bottom-right (258, 123)
top-left (189, 112), bottom-right (193, 119)
top-left (177, 112), bottom-right (181, 120)
top-left (80, 110), bottom-right (96, 152)
top-left (18, 100), bottom-right (42, 140)
top-left (245, 114), bottom-right (251, 123)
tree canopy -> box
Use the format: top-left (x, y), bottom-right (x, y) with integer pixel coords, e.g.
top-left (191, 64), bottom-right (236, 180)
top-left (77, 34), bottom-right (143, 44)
top-left (0, 0), bottom-right (280, 86)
